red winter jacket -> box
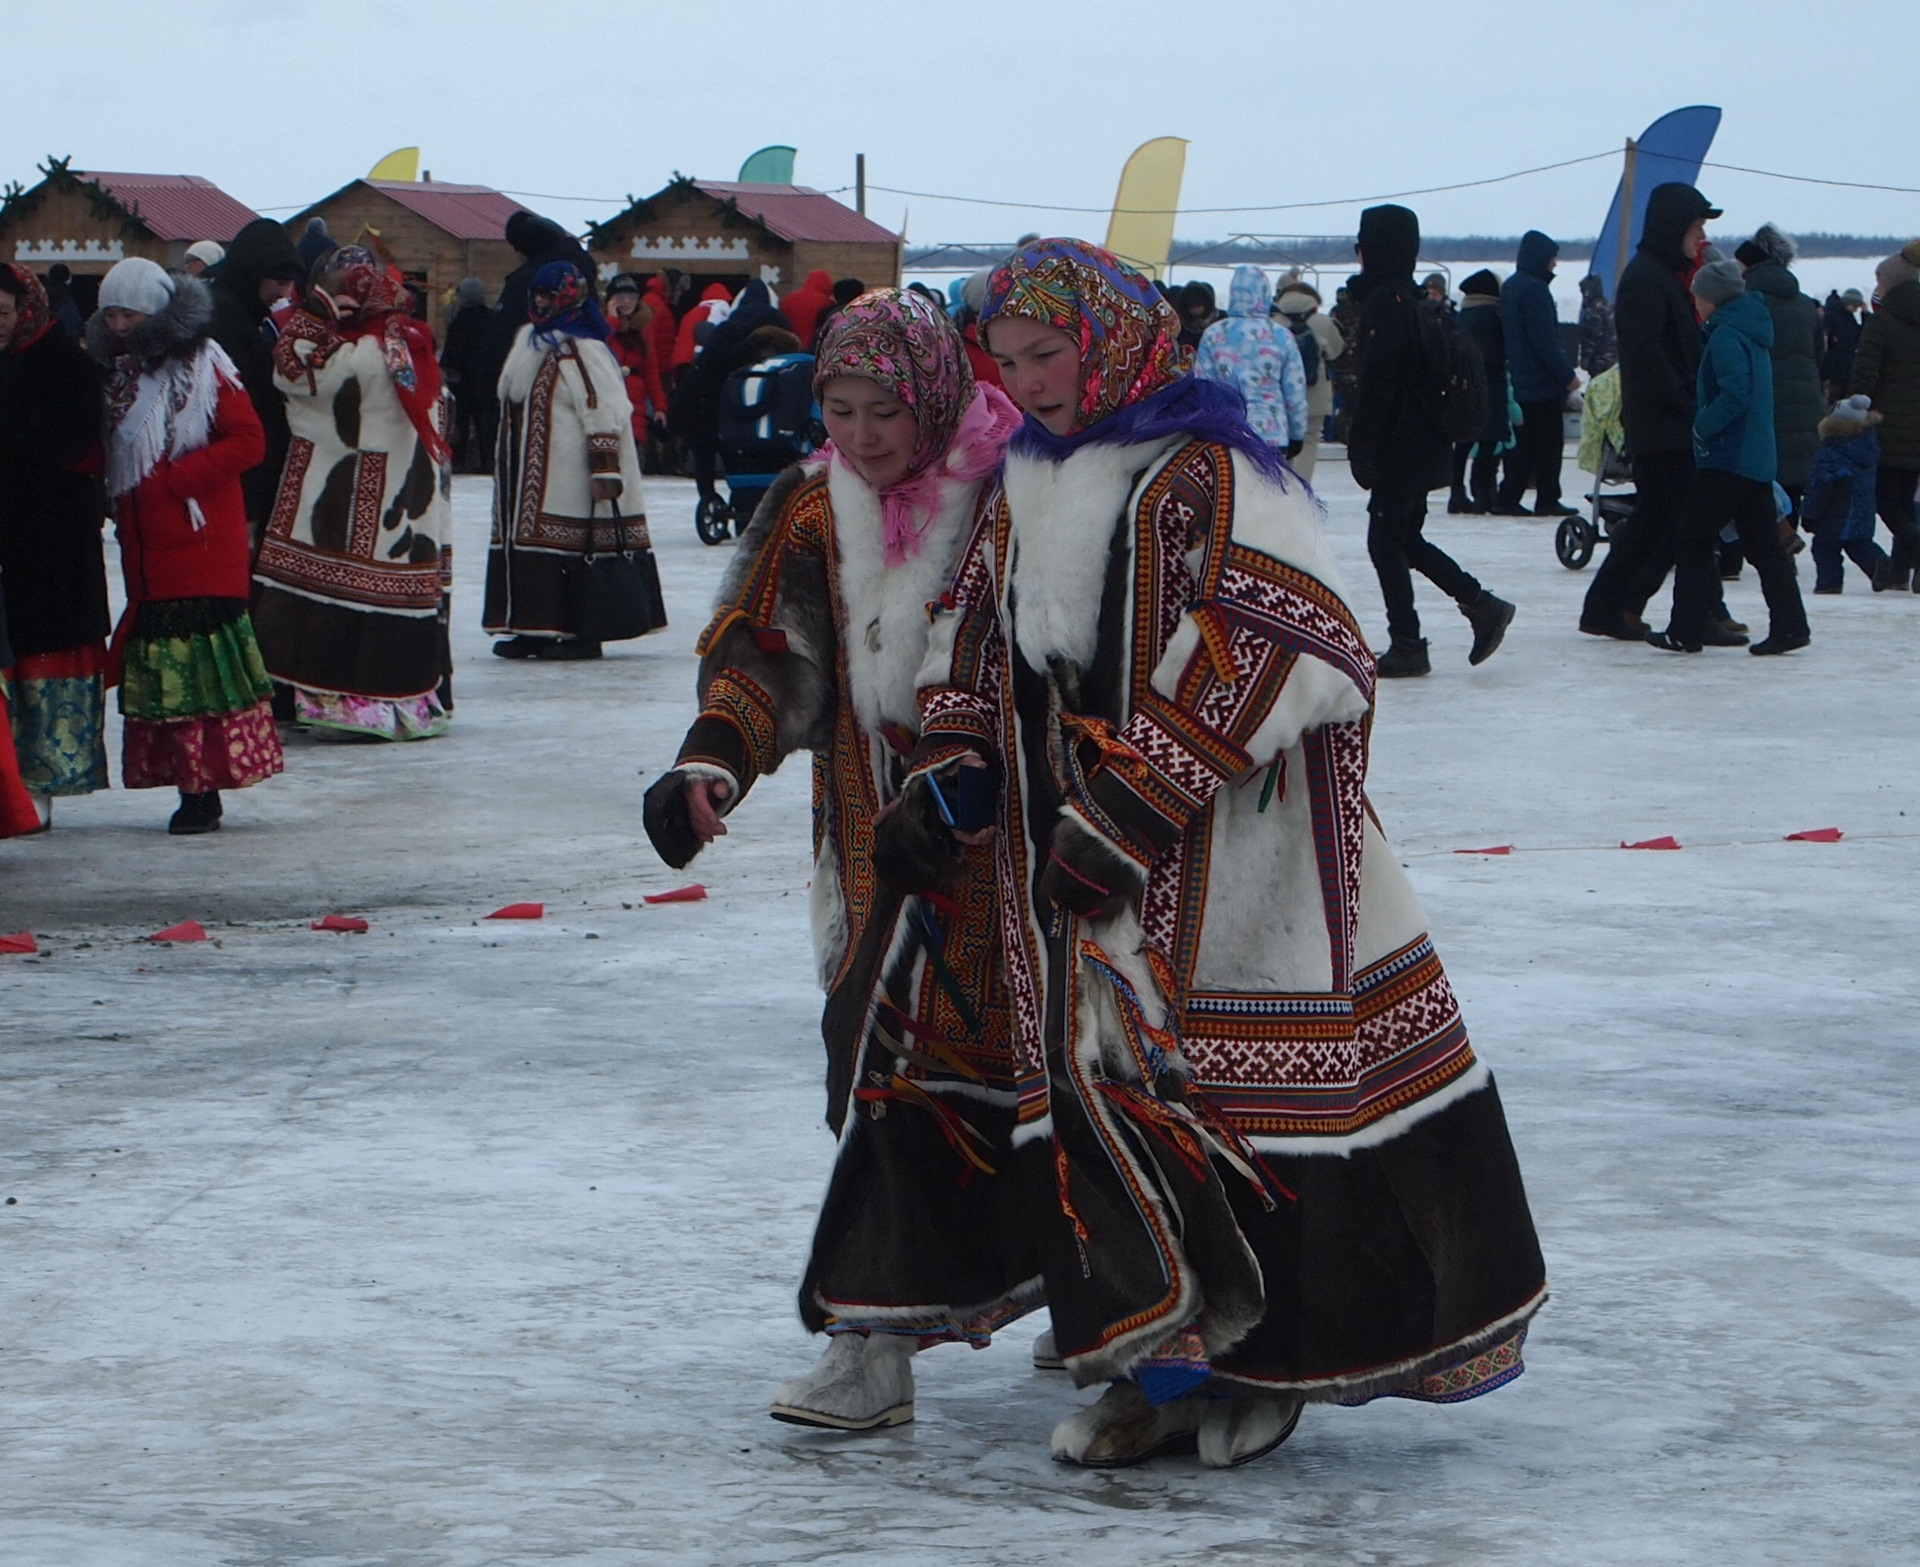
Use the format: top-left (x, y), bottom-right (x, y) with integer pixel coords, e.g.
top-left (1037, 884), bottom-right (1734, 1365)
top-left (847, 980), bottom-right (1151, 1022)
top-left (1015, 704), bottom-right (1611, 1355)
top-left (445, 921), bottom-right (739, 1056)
top-left (114, 374), bottom-right (264, 606)
top-left (610, 324), bottom-right (670, 436)
top-left (673, 283), bottom-right (734, 372)
top-left (963, 324), bottom-right (1004, 390)
top-left (644, 278), bottom-right (677, 375)
top-left (781, 270), bottom-right (834, 351)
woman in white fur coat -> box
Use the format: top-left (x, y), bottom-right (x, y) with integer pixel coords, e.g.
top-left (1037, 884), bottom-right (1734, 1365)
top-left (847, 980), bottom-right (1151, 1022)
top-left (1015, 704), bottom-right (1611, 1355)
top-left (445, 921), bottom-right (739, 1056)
top-left (644, 289), bottom-right (1026, 1432)
top-left (484, 261), bottom-right (661, 659)
top-left (885, 241), bottom-right (1546, 1470)
top-left (251, 250), bottom-right (455, 739)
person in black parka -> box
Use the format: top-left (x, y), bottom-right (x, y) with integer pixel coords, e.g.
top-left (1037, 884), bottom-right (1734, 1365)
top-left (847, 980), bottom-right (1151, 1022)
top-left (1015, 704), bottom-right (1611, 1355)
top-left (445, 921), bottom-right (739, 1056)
top-left (1495, 230), bottom-right (1578, 515)
top-left (1579, 182), bottom-right (1720, 640)
top-left (1348, 204), bottom-right (1514, 676)
top-left (1821, 289), bottom-right (1863, 405)
top-left (1450, 269), bottom-right (1510, 513)
top-left (206, 218), bottom-right (303, 546)
top-left (1736, 226), bottom-right (1822, 504)
top-left (476, 213), bottom-right (597, 426)
top-left (438, 277), bottom-right (493, 472)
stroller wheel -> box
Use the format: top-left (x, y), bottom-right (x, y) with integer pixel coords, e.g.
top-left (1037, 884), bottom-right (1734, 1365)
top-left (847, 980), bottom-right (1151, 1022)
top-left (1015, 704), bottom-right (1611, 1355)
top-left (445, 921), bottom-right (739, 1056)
top-left (1555, 516), bottom-right (1596, 571)
top-left (695, 495), bottom-right (733, 546)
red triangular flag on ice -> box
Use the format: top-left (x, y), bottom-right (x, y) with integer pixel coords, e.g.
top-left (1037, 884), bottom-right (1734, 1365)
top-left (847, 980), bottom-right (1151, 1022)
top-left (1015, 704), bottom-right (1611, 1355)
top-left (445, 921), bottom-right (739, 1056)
top-left (148, 920), bottom-right (209, 942)
top-left (643, 883), bottom-right (708, 905)
top-left (1454, 845), bottom-right (1513, 856)
top-left (1784, 827), bottom-right (1842, 843)
top-left (311, 914), bottom-right (370, 932)
top-left (485, 902), bottom-right (544, 920)
top-left (0, 931), bottom-right (37, 954)
top-left (1620, 836), bottom-right (1682, 851)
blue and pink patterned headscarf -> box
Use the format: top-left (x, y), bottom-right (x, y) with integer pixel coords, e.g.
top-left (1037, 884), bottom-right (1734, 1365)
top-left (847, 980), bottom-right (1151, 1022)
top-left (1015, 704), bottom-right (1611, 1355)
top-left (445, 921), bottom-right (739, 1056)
top-left (528, 261), bottom-right (610, 349)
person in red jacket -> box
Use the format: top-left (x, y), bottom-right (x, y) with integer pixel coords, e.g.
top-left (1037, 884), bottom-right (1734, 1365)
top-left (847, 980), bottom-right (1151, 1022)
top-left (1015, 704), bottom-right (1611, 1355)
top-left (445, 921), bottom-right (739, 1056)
top-left (779, 268), bottom-right (834, 349)
top-left (643, 275), bottom-right (677, 382)
top-left (671, 282), bottom-right (733, 373)
top-left (606, 275), bottom-right (670, 445)
top-left (88, 258), bottom-right (283, 835)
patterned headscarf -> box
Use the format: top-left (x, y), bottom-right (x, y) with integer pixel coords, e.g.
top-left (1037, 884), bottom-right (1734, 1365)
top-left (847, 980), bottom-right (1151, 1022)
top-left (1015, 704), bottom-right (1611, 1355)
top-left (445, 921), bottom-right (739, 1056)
top-left (0, 264), bottom-right (52, 355)
top-left (813, 287), bottom-right (975, 480)
top-left (980, 239), bottom-right (1186, 432)
top-left (529, 260), bottom-right (610, 348)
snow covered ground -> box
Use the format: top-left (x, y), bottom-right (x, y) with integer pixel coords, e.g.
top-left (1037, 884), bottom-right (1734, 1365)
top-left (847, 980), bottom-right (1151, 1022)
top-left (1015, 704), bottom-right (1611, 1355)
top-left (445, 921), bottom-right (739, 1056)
top-left (3, 459), bottom-right (1916, 1566)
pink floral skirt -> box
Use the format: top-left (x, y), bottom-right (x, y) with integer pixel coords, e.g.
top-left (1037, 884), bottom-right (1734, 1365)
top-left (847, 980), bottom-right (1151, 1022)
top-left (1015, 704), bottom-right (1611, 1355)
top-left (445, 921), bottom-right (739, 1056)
top-left (122, 701), bottom-right (284, 793)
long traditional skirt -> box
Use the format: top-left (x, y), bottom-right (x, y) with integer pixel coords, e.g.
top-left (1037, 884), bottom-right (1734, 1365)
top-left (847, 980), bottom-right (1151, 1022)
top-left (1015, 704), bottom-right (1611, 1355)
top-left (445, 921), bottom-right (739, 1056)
top-left (7, 643), bottom-right (109, 797)
top-left (119, 599), bottom-right (284, 793)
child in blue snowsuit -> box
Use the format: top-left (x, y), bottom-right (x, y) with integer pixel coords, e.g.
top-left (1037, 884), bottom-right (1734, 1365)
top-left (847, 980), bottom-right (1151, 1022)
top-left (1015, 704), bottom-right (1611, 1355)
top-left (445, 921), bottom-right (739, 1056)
top-left (1802, 395), bottom-right (1891, 593)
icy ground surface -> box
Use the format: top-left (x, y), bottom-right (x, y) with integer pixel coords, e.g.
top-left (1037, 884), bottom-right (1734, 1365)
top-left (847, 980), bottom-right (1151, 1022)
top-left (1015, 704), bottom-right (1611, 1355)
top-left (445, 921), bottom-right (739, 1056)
top-left (3, 460), bottom-right (1916, 1566)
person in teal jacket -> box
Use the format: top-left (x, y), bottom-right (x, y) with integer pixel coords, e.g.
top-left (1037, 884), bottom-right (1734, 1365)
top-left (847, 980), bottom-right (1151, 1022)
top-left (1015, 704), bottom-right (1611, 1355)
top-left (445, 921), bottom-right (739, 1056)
top-left (1651, 260), bottom-right (1810, 655)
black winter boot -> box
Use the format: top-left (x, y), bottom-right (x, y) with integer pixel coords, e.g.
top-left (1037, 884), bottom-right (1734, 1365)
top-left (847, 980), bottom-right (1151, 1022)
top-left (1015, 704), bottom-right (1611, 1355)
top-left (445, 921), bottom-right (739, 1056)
top-left (1375, 636), bottom-right (1431, 678)
top-left (1460, 590), bottom-right (1515, 666)
top-left (169, 791), bottom-right (222, 836)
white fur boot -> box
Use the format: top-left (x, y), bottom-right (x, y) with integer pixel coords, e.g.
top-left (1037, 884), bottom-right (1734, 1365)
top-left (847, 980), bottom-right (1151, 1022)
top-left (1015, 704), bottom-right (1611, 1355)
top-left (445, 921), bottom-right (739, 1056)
top-left (1049, 1381), bottom-right (1207, 1467)
top-left (1197, 1389), bottom-right (1304, 1468)
top-left (1031, 1326), bottom-right (1065, 1371)
top-left (769, 1332), bottom-right (915, 1431)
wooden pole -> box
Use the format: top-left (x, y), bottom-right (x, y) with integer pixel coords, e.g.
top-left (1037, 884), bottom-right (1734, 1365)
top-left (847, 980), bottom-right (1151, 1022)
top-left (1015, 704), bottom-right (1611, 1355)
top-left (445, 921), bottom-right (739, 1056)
top-left (1614, 138), bottom-right (1638, 297)
top-left (856, 154), bottom-right (866, 217)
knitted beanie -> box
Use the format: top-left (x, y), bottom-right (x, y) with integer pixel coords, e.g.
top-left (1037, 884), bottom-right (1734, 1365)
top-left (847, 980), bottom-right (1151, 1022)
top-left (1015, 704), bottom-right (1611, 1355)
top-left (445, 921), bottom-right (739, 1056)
top-left (1691, 259), bottom-right (1746, 306)
top-left (1831, 394), bottom-right (1874, 425)
top-left (1875, 238), bottom-right (1920, 294)
top-left (184, 240), bottom-right (226, 270)
top-left (98, 257), bottom-right (177, 315)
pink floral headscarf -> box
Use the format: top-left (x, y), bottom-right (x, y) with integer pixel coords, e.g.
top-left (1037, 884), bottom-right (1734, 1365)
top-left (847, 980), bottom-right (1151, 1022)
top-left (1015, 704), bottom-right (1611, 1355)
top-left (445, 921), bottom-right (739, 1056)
top-left (815, 288), bottom-right (1019, 564)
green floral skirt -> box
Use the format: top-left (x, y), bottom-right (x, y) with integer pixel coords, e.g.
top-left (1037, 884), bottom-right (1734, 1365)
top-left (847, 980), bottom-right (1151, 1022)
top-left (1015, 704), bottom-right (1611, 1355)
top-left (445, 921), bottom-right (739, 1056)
top-left (119, 599), bottom-right (283, 793)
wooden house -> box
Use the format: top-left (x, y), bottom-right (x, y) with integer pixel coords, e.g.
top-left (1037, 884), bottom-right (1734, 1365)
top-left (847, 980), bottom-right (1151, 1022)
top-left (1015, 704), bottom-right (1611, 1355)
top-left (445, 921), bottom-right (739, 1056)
top-left (0, 160), bottom-right (259, 311)
top-left (283, 179), bottom-right (535, 336)
top-left (588, 178), bottom-right (900, 294)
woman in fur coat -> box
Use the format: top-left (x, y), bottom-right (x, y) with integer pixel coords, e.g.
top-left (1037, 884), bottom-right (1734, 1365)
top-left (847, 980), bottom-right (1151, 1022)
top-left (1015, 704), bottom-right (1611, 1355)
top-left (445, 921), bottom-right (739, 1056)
top-left (89, 259), bottom-right (283, 834)
top-left (883, 240), bottom-right (1546, 1470)
top-left (251, 250), bottom-right (455, 739)
top-left (644, 289), bottom-right (1026, 1432)
top-left (0, 263), bottom-right (110, 829)
top-left (484, 262), bottom-right (662, 659)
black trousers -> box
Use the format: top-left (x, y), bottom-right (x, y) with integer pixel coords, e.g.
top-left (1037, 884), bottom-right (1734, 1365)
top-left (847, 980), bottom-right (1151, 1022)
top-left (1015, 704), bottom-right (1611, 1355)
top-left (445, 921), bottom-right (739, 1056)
top-left (1367, 482), bottom-right (1481, 642)
top-left (1452, 442), bottom-right (1502, 506)
top-left (1582, 448), bottom-right (1692, 626)
top-left (1670, 469), bottom-right (1807, 641)
top-left (1497, 400), bottom-right (1567, 509)
top-left (1877, 466), bottom-right (1920, 572)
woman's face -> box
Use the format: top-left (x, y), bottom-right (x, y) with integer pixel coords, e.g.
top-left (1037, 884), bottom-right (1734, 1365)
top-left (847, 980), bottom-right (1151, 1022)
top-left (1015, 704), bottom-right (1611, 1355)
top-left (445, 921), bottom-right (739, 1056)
top-left (610, 291), bottom-right (638, 320)
top-left (986, 316), bottom-right (1080, 435)
top-left (0, 292), bottom-right (17, 349)
top-left (821, 375), bottom-right (917, 490)
top-left (101, 307), bottom-right (147, 337)
top-left (530, 288), bottom-right (555, 320)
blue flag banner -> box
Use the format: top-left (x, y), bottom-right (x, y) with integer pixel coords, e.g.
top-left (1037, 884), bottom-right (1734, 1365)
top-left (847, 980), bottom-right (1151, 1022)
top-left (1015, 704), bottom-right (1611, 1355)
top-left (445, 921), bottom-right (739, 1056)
top-left (1589, 106), bottom-right (1722, 300)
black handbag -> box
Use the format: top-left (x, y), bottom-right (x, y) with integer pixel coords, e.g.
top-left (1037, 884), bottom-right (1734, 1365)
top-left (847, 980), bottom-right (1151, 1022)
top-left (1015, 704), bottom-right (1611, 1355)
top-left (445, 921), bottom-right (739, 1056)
top-left (565, 497), bottom-right (667, 643)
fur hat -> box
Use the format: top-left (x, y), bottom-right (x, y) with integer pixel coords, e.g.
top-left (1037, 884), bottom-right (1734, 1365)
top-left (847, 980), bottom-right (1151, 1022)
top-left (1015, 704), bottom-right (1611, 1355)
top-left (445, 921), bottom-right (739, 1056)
top-left (1819, 395), bottom-right (1882, 439)
top-left (1874, 238), bottom-right (1920, 294)
top-left (99, 257), bottom-right (177, 315)
top-left (1744, 224), bottom-right (1796, 267)
top-left (1458, 268), bottom-right (1501, 301)
top-left (1691, 259), bottom-right (1745, 306)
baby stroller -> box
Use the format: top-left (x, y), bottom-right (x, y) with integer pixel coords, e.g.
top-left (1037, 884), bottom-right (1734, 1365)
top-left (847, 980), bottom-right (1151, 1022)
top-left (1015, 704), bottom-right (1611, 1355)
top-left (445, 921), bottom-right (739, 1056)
top-left (697, 351), bottom-right (819, 544)
top-left (1560, 365), bottom-right (1631, 569)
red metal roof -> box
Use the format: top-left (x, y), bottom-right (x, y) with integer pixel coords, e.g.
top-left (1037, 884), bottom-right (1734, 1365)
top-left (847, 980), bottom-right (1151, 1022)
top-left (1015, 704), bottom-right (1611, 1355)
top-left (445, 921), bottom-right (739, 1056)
top-left (78, 173), bottom-right (259, 243)
top-left (359, 181), bottom-right (531, 241)
top-left (693, 182), bottom-right (898, 247)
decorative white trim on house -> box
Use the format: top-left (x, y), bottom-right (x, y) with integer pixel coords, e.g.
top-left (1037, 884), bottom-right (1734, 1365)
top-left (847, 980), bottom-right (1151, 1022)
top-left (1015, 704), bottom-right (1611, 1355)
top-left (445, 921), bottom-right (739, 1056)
top-left (628, 235), bottom-right (752, 260)
top-left (15, 237), bottom-right (126, 264)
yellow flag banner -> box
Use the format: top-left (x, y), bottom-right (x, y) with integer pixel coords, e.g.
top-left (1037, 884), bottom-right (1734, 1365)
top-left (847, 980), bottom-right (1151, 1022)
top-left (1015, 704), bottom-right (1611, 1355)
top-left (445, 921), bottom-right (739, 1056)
top-left (367, 148), bottom-right (421, 183)
top-left (1104, 137), bottom-right (1188, 280)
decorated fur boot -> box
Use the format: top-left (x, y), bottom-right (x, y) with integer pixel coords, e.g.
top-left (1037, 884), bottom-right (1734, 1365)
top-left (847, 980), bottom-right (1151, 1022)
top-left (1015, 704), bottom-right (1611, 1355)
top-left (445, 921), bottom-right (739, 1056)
top-left (1050, 1381), bottom-right (1208, 1468)
top-left (1198, 1389), bottom-right (1305, 1469)
top-left (769, 1332), bottom-right (915, 1431)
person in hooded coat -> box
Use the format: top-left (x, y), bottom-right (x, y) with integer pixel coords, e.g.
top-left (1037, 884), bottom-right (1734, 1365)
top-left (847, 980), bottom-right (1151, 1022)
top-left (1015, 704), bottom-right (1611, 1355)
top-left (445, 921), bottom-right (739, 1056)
top-left (1649, 261), bottom-right (1808, 656)
top-left (1821, 289), bottom-right (1864, 405)
top-left (295, 218), bottom-right (334, 287)
top-left (643, 290), bottom-right (1028, 1433)
top-left (1579, 182), bottom-right (1722, 640)
top-left (87, 258), bottom-right (283, 833)
top-left (1849, 239), bottom-right (1920, 589)
top-left (671, 281), bottom-right (732, 373)
top-left (1577, 274), bottom-right (1617, 375)
top-left (682, 281), bottom-right (793, 508)
top-left (883, 238), bottom-right (1545, 1470)
top-left (1494, 230), bottom-right (1578, 516)
top-left (1348, 205), bottom-right (1515, 676)
top-left (1174, 280), bottom-right (1219, 352)
top-left (781, 269), bottom-right (835, 349)
top-left (1192, 265), bottom-right (1309, 459)
top-left (43, 264), bottom-right (84, 338)
top-left (1450, 269), bottom-right (1511, 513)
top-left (1735, 226), bottom-right (1822, 511)
top-left (251, 251), bottom-right (455, 739)
top-left (0, 264), bottom-right (110, 827)
top-left (1272, 280), bottom-right (1342, 482)
top-left (439, 277), bottom-right (493, 472)
top-left (206, 218), bottom-right (304, 544)
top-left (477, 212), bottom-right (596, 426)
top-left (485, 261), bottom-right (662, 657)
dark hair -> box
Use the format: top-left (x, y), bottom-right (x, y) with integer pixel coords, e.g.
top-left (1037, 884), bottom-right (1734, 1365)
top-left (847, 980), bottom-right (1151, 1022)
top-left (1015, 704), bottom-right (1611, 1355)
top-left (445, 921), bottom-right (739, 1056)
top-left (832, 278), bottom-right (866, 305)
top-left (47, 263), bottom-right (72, 285)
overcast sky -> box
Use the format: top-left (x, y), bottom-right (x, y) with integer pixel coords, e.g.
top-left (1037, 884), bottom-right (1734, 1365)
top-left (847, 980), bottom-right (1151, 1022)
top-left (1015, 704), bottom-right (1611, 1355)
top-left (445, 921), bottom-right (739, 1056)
top-left (7, 0), bottom-right (1917, 250)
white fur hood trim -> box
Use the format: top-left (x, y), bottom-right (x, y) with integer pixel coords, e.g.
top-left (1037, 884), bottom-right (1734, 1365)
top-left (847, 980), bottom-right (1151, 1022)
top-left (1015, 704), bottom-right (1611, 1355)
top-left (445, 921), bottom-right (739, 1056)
top-left (1004, 436), bottom-right (1181, 671)
top-left (827, 457), bottom-right (984, 735)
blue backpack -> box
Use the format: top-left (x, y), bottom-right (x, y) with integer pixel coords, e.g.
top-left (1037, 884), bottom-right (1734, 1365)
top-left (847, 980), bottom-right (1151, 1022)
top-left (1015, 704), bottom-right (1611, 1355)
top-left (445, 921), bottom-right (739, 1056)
top-left (718, 353), bottom-right (817, 453)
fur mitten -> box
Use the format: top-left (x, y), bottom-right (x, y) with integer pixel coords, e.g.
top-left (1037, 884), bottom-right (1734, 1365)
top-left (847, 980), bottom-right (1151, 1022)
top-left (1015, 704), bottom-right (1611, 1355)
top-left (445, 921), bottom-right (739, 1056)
top-left (873, 775), bottom-right (962, 894)
top-left (643, 770), bottom-right (704, 870)
top-left (1037, 816), bottom-right (1144, 920)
